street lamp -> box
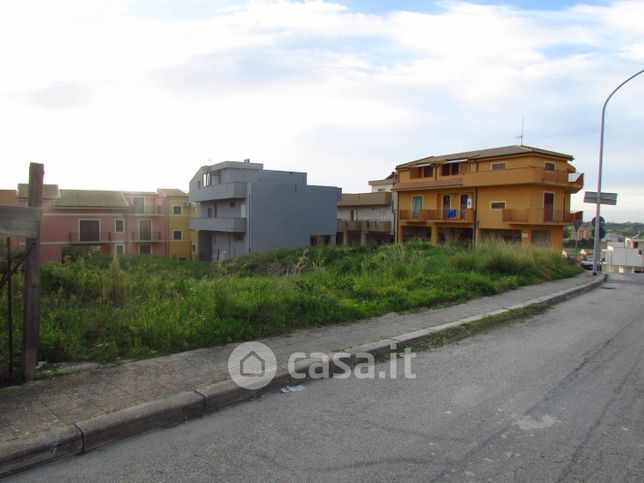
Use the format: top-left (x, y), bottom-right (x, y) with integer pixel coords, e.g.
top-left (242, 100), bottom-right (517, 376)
top-left (593, 68), bottom-right (644, 275)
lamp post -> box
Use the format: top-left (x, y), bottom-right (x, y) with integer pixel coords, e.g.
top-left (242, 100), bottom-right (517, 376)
top-left (593, 68), bottom-right (644, 275)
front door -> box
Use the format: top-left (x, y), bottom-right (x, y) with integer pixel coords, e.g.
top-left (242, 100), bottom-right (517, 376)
top-left (460, 194), bottom-right (468, 219)
top-left (442, 195), bottom-right (451, 219)
top-left (544, 192), bottom-right (554, 222)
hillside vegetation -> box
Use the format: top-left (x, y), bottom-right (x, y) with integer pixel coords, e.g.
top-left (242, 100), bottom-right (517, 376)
top-left (0, 242), bottom-right (580, 363)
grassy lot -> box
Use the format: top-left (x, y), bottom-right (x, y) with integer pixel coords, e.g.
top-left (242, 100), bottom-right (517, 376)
top-left (0, 242), bottom-right (580, 363)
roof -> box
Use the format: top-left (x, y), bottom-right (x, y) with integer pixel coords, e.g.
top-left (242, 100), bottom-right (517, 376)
top-left (397, 145), bottom-right (574, 169)
top-left (157, 188), bottom-right (188, 197)
top-left (17, 183), bottom-right (60, 200)
top-left (54, 190), bottom-right (129, 209)
top-left (369, 172), bottom-right (398, 186)
top-left (338, 191), bottom-right (392, 207)
top-left (122, 191), bottom-right (157, 197)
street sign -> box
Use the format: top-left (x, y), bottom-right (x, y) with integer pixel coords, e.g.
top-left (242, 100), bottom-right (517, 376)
top-left (584, 191), bottom-right (618, 205)
top-left (590, 216), bottom-right (605, 227)
top-left (0, 205), bottom-right (43, 238)
top-left (572, 219), bottom-right (582, 231)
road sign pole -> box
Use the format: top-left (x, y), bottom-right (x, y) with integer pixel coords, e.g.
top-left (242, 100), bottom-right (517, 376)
top-left (593, 68), bottom-right (644, 276)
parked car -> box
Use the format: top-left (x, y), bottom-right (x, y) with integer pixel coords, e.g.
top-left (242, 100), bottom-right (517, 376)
top-left (580, 255), bottom-right (603, 270)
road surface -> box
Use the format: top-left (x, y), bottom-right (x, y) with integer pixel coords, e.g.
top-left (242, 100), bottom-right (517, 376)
top-left (11, 274), bottom-right (644, 482)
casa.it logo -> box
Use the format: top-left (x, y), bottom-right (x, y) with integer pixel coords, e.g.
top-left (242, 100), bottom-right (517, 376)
top-left (227, 342), bottom-right (277, 390)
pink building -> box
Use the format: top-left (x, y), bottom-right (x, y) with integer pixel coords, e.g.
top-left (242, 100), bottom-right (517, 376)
top-left (14, 184), bottom-right (171, 262)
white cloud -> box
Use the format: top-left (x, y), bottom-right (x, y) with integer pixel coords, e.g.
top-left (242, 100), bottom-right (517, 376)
top-left (0, 0), bottom-right (643, 221)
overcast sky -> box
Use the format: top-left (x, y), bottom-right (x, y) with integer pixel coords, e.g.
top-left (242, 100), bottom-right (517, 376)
top-left (1, 0), bottom-right (642, 221)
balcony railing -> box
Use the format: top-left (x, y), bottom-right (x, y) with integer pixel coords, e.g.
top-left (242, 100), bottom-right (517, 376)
top-left (68, 231), bottom-right (163, 242)
top-left (190, 217), bottom-right (247, 233)
top-left (399, 209), bottom-right (474, 223)
top-left (189, 182), bottom-right (247, 203)
top-left (463, 166), bottom-right (584, 190)
top-left (130, 231), bottom-right (162, 242)
top-left (502, 209), bottom-right (583, 224)
top-left (130, 206), bottom-right (162, 215)
top-left (69, 232), bottom-right (118, 243)
top-left (395, 177), bottom-right (463, 191)
top-left (340, 220), bottom-right (392, 232)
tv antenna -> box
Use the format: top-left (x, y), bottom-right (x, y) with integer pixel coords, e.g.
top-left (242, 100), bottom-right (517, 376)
top-left (516, 116), bottom-right (525, 145)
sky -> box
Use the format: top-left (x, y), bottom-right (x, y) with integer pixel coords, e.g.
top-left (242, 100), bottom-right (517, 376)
top-left (1, 0), bottom-right (642, 222)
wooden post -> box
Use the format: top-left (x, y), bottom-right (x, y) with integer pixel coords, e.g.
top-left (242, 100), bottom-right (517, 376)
top-left (21, 162), bottom-right (44, 381)
top-left (6, 237), bottom-right (13, 381)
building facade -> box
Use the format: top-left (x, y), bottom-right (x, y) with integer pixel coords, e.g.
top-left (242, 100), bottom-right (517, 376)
top-left (10, 184), bottom-right (189, 262)
top-left (189, 160), bottom-right (340, 261)
top-left (337, 173), bottom-right (396, 246)
top-left (158, 189), bottom-right (193, 260)
top-left (394, 145), bottom-right (584, 250)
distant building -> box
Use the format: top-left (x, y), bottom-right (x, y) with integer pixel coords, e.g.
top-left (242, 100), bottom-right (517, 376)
top-left (393, 145), bottom-right (584, 249)
top-left (605, 234), bottom-right (644, 273)
top-left (337, 173), bottom-right (396, 246)
top-left (157, 189), bottom-right (193, 260)
top-left (9, 184), bottom-right (189, 262)
top-left (189, 160), bottom-right (340, 261)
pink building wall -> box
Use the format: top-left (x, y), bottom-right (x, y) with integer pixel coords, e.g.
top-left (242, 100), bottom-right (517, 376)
top-left (15, 192), bottom-right (169, 263)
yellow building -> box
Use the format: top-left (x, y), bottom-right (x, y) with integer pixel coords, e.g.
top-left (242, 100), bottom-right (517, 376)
top-left (393, 145), bottom-right (583, 250)
top-left (158, 189), bottom-right (192, 260)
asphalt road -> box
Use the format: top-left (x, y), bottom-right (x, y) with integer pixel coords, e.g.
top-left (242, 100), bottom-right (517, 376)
top-left (10, 274), bottom-right (644, 482)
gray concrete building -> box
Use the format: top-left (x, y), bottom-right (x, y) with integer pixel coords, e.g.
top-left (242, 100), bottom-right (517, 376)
top-left (189, 160), bottom-right (340, 261)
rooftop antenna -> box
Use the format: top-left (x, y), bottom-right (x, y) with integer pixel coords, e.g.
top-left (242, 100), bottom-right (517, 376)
top-left (516, 116), bottom-right (525, 145)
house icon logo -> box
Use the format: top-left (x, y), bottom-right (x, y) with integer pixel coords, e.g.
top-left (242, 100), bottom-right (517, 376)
top-left (228, 342), bottom-right (277, 389)
top-left (240, 350), bottom-right (265, 377)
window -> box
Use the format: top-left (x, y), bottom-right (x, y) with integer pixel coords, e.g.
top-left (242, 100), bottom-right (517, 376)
top-left (207, 206), bottom-right (214, 218)
top-left (79, 220), bottom-right (100, 242)
top-left (115, 245), bottom-right (124, 256)
top-left (233, 233), bottom-right (245, 241)
top-left (115, 219), bottom-right (124, 233)
top-left (173, 230), bottom-right (183, 240)
top-left (132, 197), bottom-right (144, 214)
top-left (491, 162), bottom-right (506, 171)
top-left (545, 162), bottom-right (556, 172)
top-left (139, 245), bottom-right (152, 255)
top-left (202, 172), bottom-right (211, 187)
top-left (139, 220), bottom-right (152, 241)
top-left (490, 201), bottom-right (506, 210)
top-left (172, 205), bottom-right (182, 215)
top-left (442, 163), bottom-right (460, 176)
top-left (411, 195), bottom-right (423, 219)
top-left (410, 166), bottom-right (433, 179)
top-left (229, 201), bottom-right (236, 208)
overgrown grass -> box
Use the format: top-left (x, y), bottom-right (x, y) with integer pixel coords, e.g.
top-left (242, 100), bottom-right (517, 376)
top-left (0, 242), bottom-right (580, 363)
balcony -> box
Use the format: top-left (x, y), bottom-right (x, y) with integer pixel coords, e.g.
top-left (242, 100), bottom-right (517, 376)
top-left (394, 176), bottom-right (463, 191)
top-left (130, 231), bottom-right (162, 242)
top-left (338, 192), bottom-right (392, 207)
top-left (340, 220), bottom-right (392, 233)
top-left (502, 209), bottom-right (583, 225)
top-left (190, 217), bottom-right (246, 233)
top-left (399, 209), bottom-right (474, 223)
top-left (464, 166), bottom-right (584, 191)
top-left (130, 206), bottom-right (162, 215)
top-left (189, 182), bottom-right (247, 203)
top-left (68, 232), bottom-right (117, 244)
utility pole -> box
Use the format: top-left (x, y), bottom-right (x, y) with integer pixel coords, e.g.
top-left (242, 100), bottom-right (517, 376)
top-left (593, 68), bottom-right (644, 275)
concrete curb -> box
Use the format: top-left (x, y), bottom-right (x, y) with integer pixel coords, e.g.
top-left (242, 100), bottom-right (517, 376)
top-left (0, 274), bottom-right (606, 478)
